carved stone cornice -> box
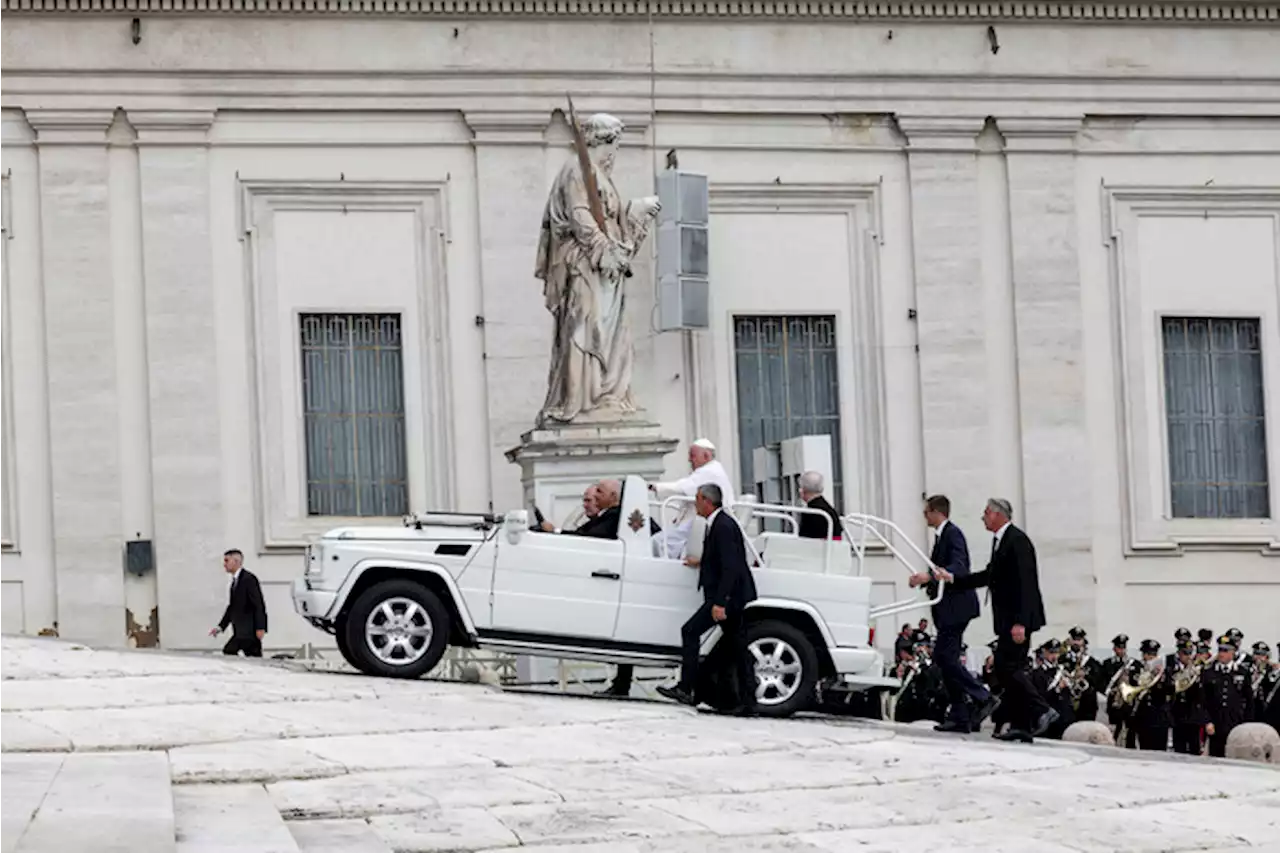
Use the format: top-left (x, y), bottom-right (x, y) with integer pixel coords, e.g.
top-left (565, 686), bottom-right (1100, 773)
top-left (897, 116), bottom-right (987, 153)
top-left (998, 116), bottom-right (1084, 153)
top-left (1, 0), bottom-right (1276, 22)
top-left (463, 111), bottom-right (552, 145)
top-left (24, 108), bottom-right (115, 146)
top-left (128, 109), bottom-right (216, 146)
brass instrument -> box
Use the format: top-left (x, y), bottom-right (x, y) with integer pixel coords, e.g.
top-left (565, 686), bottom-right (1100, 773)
top-left (1063, 653), bottom-right (1093, 700)
top-left (1173, 661), bottom-right (1201, 694)
top-left (1118, 661), bottom-right (1164, 706)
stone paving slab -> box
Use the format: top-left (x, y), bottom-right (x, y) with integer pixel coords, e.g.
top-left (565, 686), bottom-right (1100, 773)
top-left (2, 636), bottom-right (1278, 853)
top-left (13, 751), bottom-right (175, 853)
top-left (173, 784), bottom-right (300, 853)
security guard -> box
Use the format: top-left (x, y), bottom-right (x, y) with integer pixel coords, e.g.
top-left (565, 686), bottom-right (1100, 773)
top-left (1131, 639), bottom-right (1171, 751)
top-left (1168, 640), bottom-right (1209, 755)
top-left (1202, 635), bottom-right (1253, 758)
top-left (1100, 634), bottom-right (1132, 743)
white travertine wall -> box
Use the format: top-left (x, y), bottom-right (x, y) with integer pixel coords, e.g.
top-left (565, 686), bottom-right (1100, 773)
top-left (1, 7), bottom-right (1278, 653)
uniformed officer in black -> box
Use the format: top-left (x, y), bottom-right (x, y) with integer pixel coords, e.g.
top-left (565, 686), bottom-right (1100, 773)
top-left (1197, 628), bottom-right (1214, 646)
top-left (1030, 639), bottom-right (1073, 739)
top-left (1166, 627), bottom-right (1192, 672)
top-left (980, 638), bottom-right (1010, 734)
top-left (1251, 641), bottom-right (1279, 729)
top-left (1202, 635), bottom-right (1254, 758)
top-left (1168, 640), bottom-right (1209, 755)
top-left (1130, 639), bottom-right (1171, 751)
top-left (1099, 634), bottom-right (1131, 742)
top-left (1065, 626), bottom-right (1101, 723)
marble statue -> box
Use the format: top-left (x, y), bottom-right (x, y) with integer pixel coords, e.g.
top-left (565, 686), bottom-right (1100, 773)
top-left (535, 112), bottom-right (661, 426)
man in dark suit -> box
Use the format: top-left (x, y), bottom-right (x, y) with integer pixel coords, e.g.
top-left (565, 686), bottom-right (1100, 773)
top-left (796, 470), bottom-right (844, 540)
top-left (908, 494), bottom-right (997, 733)
top-left (208, 548), bottom-right (267, 657)
top-left (658, 483), bottom-right (759, 713)
top-left (931, 498), bottom-right (1056, 742)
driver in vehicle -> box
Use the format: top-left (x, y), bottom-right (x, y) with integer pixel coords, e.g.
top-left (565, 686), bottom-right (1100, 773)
top-left (539, 483), bottom-right (603, 535)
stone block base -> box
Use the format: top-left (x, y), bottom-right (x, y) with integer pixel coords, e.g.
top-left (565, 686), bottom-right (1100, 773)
top-left (505, 420), bottom-right (679, 529)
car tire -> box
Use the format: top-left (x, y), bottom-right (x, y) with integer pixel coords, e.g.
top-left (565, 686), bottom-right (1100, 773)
top-left (343, 580), bottom-right (450, 679)
top-left (743, 619), bottom-right (819, 718)
top-left (334, 627), bottom-right (359, 671)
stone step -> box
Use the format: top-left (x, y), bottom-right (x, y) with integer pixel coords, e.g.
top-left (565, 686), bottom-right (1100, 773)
top-left (173, 784), bottom-right (299, 853)
top-left (15, 752), bottom-right (175, 853)
top-left (287, 819), bottom-right (395, 853)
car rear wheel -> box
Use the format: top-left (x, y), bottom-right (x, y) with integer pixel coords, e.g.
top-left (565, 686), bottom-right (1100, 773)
top-left (744, 620), bottom-right (819, 718)
top-left (342, 580), bottom-right (450, 679)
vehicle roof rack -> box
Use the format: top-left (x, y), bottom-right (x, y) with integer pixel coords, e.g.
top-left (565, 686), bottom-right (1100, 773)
top-left (403, 511), bottom-right (502, 530)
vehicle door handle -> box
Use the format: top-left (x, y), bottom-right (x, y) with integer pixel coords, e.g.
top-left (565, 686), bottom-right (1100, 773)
top-left (591, 570), bottom-right (621, 580)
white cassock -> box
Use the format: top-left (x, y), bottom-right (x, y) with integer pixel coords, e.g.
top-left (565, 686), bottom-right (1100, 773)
top-left (650, 459), bottom-right (736, 559)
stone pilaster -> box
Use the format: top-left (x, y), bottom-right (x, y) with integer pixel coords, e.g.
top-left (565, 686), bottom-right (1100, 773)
top-left (1001, 116), bottom-right (1094, 636)
top-left (465, 111), bottom-right (556, 513)
top-left (29, 108), bottom-right (125, 645)
top-left (899, 116), bottom-right (993, 524)
top-left (131, 110), bottom-right (223, 649)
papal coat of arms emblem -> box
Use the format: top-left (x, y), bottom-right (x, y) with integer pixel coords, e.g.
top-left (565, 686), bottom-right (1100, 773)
top-left (628, 509), bottom-right (646, 533)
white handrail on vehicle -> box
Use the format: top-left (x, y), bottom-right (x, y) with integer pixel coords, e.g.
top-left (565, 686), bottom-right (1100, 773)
top-left (652, 494), bottom-right (835, 571)
top-left (840, 513), bottom-right (946, 618)
top-left (650, 495), bottom-right (771, 568)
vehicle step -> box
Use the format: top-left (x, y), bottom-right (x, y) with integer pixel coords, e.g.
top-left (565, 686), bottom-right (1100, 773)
top-left (288, 819), bottom-right (394, 853)
top-left (14, 752), bottom-right (175, 853)
top-left (174, 783), bottom-right (299, 853)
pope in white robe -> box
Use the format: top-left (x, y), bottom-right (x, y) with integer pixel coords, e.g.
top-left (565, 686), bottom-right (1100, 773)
top-left (650, 439), bottom-right (736, 559)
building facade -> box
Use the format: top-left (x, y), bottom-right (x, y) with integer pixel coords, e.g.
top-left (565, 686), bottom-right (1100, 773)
top-left (2, 1), bottom-right (1279, 655)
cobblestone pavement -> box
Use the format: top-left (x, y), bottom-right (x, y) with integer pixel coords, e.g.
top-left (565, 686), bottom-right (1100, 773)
top-left (2, 637), bottom-right (1277, 852)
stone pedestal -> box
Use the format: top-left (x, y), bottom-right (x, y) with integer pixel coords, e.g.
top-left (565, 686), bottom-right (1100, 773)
top-left (504, 419), bottom-right (678, 684)
top-left (505, 420), bottom-right (679, 528)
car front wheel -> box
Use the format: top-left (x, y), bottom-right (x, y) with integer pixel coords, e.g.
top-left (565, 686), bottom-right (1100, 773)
top-left (744, 619), bottom-right (819, 718)
top-left (342, 580), bottom-right (450, 679)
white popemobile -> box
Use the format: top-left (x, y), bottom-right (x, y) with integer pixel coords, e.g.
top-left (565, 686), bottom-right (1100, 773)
top-left (292, 474), bottom-right (941, 717)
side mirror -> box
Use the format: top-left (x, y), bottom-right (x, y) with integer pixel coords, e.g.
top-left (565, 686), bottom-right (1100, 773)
top-left (505, 510), bottom-right (529, 545)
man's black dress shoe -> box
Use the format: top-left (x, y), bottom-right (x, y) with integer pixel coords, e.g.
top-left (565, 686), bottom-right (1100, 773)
top-left (972, 695), bottom-right (1000, 729)
top-left (656, 685), bottom-right (697, 706)
top-left (934, 720), bottom-right (970, 733)
top-left (993, 729), bottom-right (1034, 743)
top-left (1031, 708), bottom-right (1060, 737)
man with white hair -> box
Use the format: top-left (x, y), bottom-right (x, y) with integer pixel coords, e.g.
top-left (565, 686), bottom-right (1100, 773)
top-left (796, 470), bottom-right (843, 540)
top-left (650, 438), bottom-right (735, 559)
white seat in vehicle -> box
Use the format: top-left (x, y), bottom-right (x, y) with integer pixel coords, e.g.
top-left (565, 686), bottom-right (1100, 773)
top-left (757, 533), bottom-right (856, 575)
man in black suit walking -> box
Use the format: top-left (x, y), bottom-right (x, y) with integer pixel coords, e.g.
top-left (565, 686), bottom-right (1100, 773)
top-left (931, 498), bottom-right (1057, 742)
top-left (658, 483), bottom-right (759, 713)
top-left (208, 548), bottom-right (268, 657)
top-left (909, 495), bottom-right (998, 733)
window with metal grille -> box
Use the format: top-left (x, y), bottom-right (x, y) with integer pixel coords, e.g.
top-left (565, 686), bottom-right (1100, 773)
top-left (300, 313), bottom-right (408, 517)
top-left (1162, 317), bottom-right (1269, 519)
top-left (733, 315), bottom-right (843, 509)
